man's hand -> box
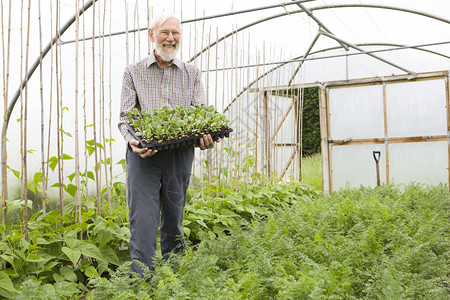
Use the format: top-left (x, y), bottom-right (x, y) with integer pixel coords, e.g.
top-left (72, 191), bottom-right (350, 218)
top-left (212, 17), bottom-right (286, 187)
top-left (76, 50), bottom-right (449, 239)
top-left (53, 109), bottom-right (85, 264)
top-left (129, 138), bottom-right (158, 158)
top-left (197, 134), bottom-right (219, 150)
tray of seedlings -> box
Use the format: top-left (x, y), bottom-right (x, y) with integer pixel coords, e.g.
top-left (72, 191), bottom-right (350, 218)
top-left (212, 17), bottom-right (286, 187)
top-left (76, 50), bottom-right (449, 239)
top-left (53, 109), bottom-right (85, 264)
top-left (126, 105), bottom-right (233, 150)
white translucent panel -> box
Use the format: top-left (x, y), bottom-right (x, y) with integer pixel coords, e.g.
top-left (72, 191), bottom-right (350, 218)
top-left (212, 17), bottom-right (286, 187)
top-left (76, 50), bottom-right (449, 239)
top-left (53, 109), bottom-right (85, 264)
top-left (273, 146), bottom-right (299, 180)
top-left (331, 144), bottom-right (386, 191)
top-left (386, 79), bottom-right (447, 137)
top-left (270, 96), bottom-right (297, 144)
top-left (329, 85), bottom-right (384, 140)
top-left (231, 93), bottom-right (297, 145)
top-left (389, 141), bottom-right (448, 186)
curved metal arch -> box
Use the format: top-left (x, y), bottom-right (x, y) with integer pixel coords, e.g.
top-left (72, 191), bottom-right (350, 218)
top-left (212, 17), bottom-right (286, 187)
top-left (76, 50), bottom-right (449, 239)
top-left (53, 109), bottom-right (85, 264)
top-left (217, 4), bottom-right (450, 112)
top-left (2, 0), bottom-right (97, 132)
top-left (4, 3), bottom-right (450, 120)
top-left (189, 4), bottom-right (450, 63)
top-left (313, 4), bottom-right (450, 25)
top-left (223, 41), bottom-right (450, 112)
top-left (306, 42), bottom-right (450, 61)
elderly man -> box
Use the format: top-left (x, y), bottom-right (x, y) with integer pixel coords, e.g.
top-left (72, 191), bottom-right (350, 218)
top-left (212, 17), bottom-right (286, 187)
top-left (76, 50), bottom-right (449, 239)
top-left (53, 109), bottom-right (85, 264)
top-left (118, 12), bottom-right (216, 277)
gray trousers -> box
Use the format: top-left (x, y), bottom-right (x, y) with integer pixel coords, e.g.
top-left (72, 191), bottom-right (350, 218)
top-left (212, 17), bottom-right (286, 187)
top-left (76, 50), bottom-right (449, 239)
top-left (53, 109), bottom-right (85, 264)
top-left (126, 146), bottom-right (194, 276)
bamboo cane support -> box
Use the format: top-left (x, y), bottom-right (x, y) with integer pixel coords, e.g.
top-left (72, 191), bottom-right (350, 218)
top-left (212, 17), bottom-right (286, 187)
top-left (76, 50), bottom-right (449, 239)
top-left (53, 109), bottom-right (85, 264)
top-left (38, 0), bottom-right (47, 217)
top-left (74, 0), bottom-right (81, 224)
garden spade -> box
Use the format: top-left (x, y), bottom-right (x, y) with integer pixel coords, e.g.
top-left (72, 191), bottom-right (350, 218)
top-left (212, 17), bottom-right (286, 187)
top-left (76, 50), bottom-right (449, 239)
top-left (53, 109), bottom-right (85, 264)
top-left (373, 151), bottom-right (381, 187)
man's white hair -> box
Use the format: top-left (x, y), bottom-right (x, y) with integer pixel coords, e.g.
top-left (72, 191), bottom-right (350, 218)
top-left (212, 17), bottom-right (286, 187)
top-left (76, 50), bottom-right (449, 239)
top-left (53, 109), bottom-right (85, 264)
top-left (150, 12), bottom-right (181, 32)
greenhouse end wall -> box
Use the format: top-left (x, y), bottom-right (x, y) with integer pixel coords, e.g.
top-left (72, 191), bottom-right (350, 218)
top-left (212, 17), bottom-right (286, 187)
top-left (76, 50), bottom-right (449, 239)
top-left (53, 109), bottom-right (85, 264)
top-left (320, 71), bottom-right (450, 193)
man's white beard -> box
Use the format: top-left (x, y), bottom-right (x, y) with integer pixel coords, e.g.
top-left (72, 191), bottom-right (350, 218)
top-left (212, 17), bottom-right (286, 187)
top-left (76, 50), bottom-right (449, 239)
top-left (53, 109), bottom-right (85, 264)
top-left (155, 41), bottom-right (179, 62)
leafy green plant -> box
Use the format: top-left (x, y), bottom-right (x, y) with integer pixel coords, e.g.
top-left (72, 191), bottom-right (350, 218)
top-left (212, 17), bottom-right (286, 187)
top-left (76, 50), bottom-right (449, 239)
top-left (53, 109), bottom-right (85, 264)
top-left (6, 148), bottom-right (450, 300)
top-left (0, 196), bottom-right (130, 299)
top-left (84, 183), bottom-right (450, 299)
top-left (127, 105), bottom-right (231, 144)
top-left (183, 180), bottom-right (320, 243)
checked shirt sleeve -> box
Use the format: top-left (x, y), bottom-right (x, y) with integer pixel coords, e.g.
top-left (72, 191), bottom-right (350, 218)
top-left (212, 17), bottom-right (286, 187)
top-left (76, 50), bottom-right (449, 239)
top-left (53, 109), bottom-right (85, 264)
top-left (118, 66), bottom-right (137, 142)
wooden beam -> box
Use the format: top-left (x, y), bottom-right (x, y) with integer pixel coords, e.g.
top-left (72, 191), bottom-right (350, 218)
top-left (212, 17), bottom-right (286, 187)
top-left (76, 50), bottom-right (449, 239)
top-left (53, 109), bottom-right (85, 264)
top-left (319, 86), bottom-right (330, 194)
top-left (383, 82), bottom-right (390, 184)
top-left (278, 147), bottom-right (297, 181)
top-left (271, 99), bottom-right (296, 142)
top-left (328, 135), bottom-right (447, 145)
top-left (446, 75), bottom-right (450, 191)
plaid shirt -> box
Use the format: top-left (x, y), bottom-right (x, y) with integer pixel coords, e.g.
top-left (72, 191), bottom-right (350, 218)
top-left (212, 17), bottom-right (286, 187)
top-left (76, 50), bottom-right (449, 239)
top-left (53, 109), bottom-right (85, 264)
top-left (118, 52), bottom-right (205, 142)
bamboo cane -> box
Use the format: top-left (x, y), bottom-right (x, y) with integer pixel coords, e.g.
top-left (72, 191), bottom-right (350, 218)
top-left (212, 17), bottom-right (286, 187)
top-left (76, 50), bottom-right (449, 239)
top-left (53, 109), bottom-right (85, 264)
top-left (1, 0), bottom-right (12, 239)
top-left (263, 90), bottom-right (269, 182)
top-left (44, 0), bottom-right (55, 218)
top-left (147, 0), bottom-right (150, 56)
top-left (190, 4), bottom-right (197, 190)
top-left (132, 2), bottom-right (136, 62)
top-left (37, 0), bottom-right (47, 218)
top-left (124, 0), bottom-right (130, 217)
top-left (58, 11), bottom-right (65, 219)
top-left (178, 1), bottom-right (182, 61)
top-left (82, 0), bottom-right (87, 234)
top-left (124, 0), bottom-right (129, 66)
top-left (206, 25), bottom-right (211, 194)
top-left (214, 27), bottom-right (219, 196)
top-left (91, 0), bottom-right (101, 215)
top-left (19, 0), bottom-right (28, 238)
top-left (108, 0), bottom-right (113, 211)
top-left (229, 25), bottom-right (234, 188)
top-left (246, 34), bottom-right (251, 187)
top-left (273, 47), bottom-right (279, 181)
top-left (241, 43), bottom-right (246, 183)
top-left (193, 0), bottom-right (197, 66)
top-left (234, 26), bottom-right (239, 184)
top-left (19, 0), bottom-right (24, 234)
top-left (22, 0), bottom-right (32, 240)
top-left (221, 34), bottom-right (226, 192)
top-left (100, 0), bottom-right (111, 209)
top-left (96, 0), bottom-right (102, 209)
top-left (74, 0), bottom-right (81, 224)
top-left (1, 0), bottom-right (12, 270)
top-left (55, 0), bottom-right (64, 216)
top-left (200, 10), bottom-right (205, 78)
top-left (136, 0), bottom-right (141, 61)
top-left (199, 10), bottom-right (205, 195)
top-left (254, 51), bottom-right (259, 184)
top-left (264, 42), bottom-right (271, 182)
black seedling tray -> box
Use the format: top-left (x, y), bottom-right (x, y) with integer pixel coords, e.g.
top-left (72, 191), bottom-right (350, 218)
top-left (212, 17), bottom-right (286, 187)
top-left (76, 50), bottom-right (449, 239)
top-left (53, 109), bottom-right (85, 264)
top-left (126, 123), bottom-right (233, 151)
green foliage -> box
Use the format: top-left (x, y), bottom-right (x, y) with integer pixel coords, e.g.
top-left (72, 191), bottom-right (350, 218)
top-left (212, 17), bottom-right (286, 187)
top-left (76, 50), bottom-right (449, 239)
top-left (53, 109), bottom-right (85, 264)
top-left (279, 87), bottom-right (320, 156)
top-left (0, 197), bottom-right (130, 299)
top-left (300, 87), bottom-right (321, 156)
top-left (300, 153), bottom-right (322, 191)
top-left (127, 105), bottom-right (231, 144)
top-left (184, 181), bottom-right (320, 243)
top-left (4, 152), bottom-right (450, 300)
top-left (84, 183), bottom-right (450, 299)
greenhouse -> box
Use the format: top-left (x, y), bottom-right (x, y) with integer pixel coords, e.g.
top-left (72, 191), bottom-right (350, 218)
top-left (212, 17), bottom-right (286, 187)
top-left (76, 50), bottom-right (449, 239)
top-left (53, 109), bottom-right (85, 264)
top-left (1, 0), bottom-right (449, 298)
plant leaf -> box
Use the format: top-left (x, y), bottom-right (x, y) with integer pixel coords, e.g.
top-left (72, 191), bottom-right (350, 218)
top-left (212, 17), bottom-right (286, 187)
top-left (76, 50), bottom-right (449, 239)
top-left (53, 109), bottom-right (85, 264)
top-left (116, 159), bottom-right (126, 172)
top-left (48, 156), bottom-right (58, 171)
top-left (100, 246), bottom-right (120, 266)
top-left (60, 266), bottom-right (78, 282)
top-left (62, 246), bottom-right (81, 266)
top-left (84, 266), bottom-right (100, 278)
top-left (62, 154), bottom-right (74, 160)
top-left (0, 270), bottom-right (16, 298)
top-left (65, 184), bottom-right (78, 198)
